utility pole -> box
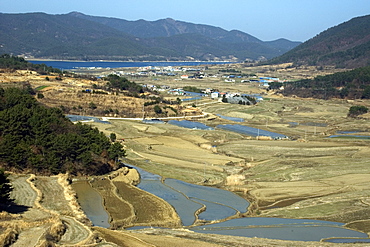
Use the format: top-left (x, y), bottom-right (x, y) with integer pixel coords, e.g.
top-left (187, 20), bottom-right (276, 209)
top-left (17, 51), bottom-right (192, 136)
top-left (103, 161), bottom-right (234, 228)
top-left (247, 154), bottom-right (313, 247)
top-left (142, 104), bottom-right (145, 120)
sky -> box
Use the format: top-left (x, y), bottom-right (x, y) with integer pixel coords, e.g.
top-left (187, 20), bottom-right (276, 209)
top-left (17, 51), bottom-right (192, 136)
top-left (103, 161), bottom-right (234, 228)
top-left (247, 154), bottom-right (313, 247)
top-left (1, 0), bottom-right (370, 42)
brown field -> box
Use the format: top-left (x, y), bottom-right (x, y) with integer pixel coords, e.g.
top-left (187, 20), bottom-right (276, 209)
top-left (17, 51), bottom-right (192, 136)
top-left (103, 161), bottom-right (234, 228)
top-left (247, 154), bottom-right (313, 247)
top-left (3, 64), bottom-right (370, 246)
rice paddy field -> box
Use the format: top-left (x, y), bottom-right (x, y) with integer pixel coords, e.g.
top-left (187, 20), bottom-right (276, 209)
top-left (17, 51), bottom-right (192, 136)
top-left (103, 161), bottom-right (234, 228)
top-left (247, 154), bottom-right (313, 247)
top-left (90, 88), bottom-right (370, 237)
top-left (4, 64), bottom-right (370, 246)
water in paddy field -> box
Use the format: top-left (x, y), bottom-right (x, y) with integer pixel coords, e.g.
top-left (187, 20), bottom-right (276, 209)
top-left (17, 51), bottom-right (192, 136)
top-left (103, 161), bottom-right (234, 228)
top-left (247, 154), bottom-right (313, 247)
top-left (128, 165), bottom-right (202, 226)
top-left (167, 120), bottom-right (214, 130)
top-left (137, 180), bottom-right (202, 226)
top-left (191, 217), bottom-right (368, 242)
top-left (164, 178), bottom-right (249, 213)
top-left (71, 180), bottom-right (110, 228)
top-left (128, 165), bottom-right (370, 242)
top-left (216, 114), bottom-right (245, 122)
top-left (216, 124), bottom-right (287, 139)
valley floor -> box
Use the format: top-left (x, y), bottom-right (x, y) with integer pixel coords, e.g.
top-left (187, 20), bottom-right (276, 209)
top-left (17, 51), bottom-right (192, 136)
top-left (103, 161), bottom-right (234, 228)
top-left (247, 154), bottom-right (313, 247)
top-left (2, 64), bottom-right (370, 246)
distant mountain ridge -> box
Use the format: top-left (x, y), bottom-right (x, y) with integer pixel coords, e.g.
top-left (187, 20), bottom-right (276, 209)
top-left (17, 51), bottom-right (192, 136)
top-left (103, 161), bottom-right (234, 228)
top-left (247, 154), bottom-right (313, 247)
top-left (68, 12), bottom-right (262, 43)
top-left (268, 15), bottom-right (370, 68)
top-left (0, 12), bottom-right (301, 61)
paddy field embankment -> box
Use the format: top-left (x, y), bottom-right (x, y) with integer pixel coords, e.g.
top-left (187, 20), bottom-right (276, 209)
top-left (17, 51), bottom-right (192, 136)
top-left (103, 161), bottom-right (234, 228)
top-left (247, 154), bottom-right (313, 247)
top-left (3, 63), bottom-right (370, 246)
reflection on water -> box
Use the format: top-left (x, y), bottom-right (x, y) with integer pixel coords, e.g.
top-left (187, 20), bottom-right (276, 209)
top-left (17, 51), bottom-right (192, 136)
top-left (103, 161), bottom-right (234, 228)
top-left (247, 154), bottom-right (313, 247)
top-left (71, 180), bottom-right (110, 228)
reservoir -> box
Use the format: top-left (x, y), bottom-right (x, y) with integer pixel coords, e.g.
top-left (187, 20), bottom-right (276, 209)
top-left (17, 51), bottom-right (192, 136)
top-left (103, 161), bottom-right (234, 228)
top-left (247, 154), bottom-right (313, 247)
top-left (29, 60), bottom-right (232, 70)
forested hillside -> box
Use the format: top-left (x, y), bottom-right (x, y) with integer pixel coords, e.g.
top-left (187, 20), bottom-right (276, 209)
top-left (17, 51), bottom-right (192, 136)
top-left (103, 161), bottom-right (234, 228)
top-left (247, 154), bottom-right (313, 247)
top-left (282, 66), bottom-right (370, 99)
top-left (268, 15), bottom-right (370, 69)
top-left (0, 12), bottom-right (300, 61)
top-left (0, 87), bottom-right (125, 175)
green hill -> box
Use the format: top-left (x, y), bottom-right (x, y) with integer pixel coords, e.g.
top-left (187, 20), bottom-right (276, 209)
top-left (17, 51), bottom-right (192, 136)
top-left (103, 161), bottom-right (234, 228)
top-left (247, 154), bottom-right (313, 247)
top-left (282, 66), bottom-right (370, 99)
top-left (0, 12), bottom-right (300, 61)
top-left (267, 15), bottom-right (370, 69)
top-left (0, 86), bottom-right (125, 175)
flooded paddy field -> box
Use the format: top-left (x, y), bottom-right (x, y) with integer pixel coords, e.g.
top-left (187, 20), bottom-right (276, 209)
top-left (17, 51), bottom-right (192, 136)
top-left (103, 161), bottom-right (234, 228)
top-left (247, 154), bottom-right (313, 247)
top-left (72, 180), bottom-right (110, 228)
top-left (85, 94), bottom-right (370, 243)
top-left (191, 218), bottom-right (368, 241)
top-left (164, 178), bottom-right (249, 213)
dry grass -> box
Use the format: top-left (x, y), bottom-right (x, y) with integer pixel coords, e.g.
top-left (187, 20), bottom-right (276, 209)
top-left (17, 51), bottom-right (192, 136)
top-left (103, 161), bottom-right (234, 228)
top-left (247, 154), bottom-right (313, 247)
top-left (4, 65), bottom-right (370, 245)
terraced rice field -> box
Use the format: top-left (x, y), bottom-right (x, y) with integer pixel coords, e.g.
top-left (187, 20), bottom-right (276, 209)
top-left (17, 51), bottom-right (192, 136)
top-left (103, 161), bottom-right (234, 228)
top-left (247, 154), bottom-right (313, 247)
top-left (10, 175), bottom-right (37, 207)
top-left (34, 176), bottom-right (73, 214)
top-left (113, 181), bottom-right (180, 227)
top-left (90, 179), bottom-right (135, 228)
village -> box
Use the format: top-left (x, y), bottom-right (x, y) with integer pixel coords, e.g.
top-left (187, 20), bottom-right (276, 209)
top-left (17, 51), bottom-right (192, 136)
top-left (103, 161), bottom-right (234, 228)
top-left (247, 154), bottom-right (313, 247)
top-left (74, 64), bottom-right (289, 106)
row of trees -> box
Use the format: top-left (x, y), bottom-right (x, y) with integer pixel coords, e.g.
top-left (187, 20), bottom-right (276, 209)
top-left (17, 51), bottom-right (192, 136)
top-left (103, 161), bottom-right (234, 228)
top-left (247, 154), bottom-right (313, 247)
top-left (0, 87), bottom-right (125, 175)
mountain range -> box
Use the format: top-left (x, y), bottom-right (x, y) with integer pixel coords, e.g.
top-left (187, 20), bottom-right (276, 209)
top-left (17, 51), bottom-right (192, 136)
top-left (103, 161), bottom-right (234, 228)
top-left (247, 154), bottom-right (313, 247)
top-left (0, 12), bottom-right (301, 61)
top-left (267, 14), bottom-right (370, 68)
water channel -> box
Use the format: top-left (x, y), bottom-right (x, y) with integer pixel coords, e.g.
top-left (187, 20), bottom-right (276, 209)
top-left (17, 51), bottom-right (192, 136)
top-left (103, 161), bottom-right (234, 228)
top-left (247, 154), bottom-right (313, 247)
top-left (74, 165), bottom-right (369, 242)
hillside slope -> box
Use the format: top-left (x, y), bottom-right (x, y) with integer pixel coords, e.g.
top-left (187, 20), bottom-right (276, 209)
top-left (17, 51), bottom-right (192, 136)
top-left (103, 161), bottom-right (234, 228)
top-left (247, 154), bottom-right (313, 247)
top-left (282, 65), bottom-right (370, 99)
top-left (0, 12), bottom-right (300, 61)
top-left (268, 15), bottom-right (370, 69)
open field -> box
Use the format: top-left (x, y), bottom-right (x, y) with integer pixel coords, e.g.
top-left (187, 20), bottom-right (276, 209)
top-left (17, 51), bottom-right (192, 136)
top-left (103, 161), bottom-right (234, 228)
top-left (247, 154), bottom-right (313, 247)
top-left (88, 89), bottom-right (370, 235)
top-left (3, 63), bottom-right (370, 245)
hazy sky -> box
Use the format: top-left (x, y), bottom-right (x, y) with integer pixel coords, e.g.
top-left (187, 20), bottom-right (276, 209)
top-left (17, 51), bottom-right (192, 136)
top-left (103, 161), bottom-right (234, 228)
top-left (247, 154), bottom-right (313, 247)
top-left (1, 0), bottom-right (370, 42)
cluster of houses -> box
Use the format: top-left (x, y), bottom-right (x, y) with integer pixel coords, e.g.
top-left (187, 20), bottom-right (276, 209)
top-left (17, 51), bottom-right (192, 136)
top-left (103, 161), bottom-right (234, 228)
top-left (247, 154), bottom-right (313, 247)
top-left (141, 84), bottom-right (264, 105)
top-left (112, 66), bottom-right (203, 77)
top-left (105, 66), bottom-right (287, 89)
